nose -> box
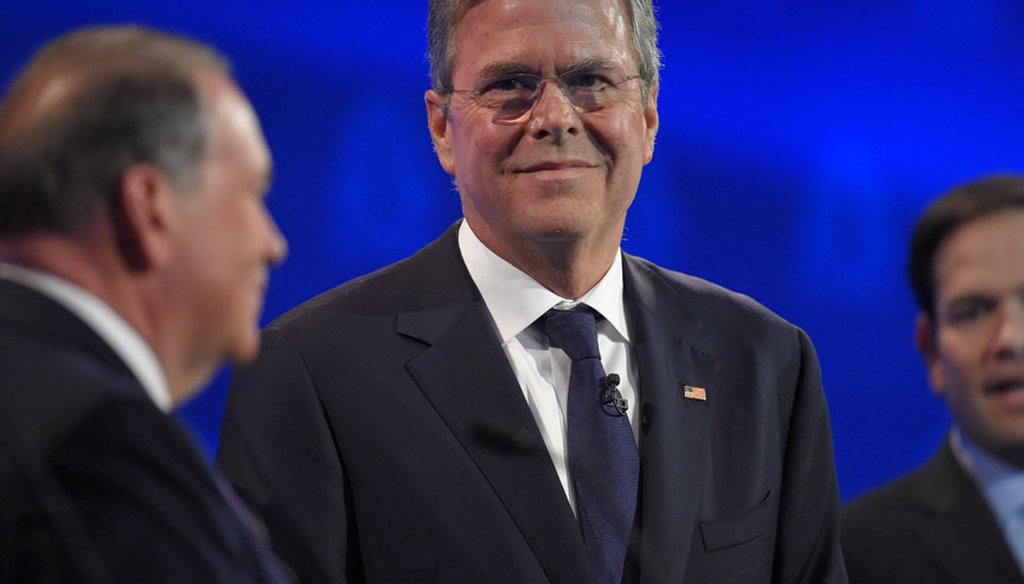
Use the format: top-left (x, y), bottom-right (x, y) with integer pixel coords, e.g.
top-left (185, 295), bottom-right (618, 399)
top-left (524, 78), bottom-right (581, 142)
top-left (993, 298), bottom-right (1024, 359)
top-left (265, 210), bottom-right (288, 267)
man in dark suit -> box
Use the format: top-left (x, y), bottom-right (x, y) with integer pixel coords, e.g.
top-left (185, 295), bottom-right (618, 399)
top-left (842, 176), bottom-right (1024, 583)
top-left (0, 26), bottom-right (290, 582)
top-left (217, 0), bottom-right (846, 582)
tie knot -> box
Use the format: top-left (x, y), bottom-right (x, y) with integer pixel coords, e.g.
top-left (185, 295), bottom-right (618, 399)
top-left (543, 308), bottom-right (600, 362)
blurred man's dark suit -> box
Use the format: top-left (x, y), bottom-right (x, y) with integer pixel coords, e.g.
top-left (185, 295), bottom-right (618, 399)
top-left (218, 223), bottom-right (845, 583)
top-left (842, 438), bottom-right (1024, 584)
top-left (0, 278), bottom-right (288, 584)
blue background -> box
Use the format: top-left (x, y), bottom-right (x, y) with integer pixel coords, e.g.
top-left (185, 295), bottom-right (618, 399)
top-left (2, 1), bottom-right (1022, 502)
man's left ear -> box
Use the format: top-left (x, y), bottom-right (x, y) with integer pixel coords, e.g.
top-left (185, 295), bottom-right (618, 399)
top-left (112, 164), bottom-right (181, 271)
top-left (643, 82), bottom-right (660, 164)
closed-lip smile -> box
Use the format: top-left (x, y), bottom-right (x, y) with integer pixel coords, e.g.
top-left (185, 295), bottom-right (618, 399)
top-left (515, 160), bottom-right (596, 173)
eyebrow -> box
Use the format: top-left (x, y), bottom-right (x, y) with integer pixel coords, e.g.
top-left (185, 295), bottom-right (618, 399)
top-left (946, 293), bottom-right (993, 305)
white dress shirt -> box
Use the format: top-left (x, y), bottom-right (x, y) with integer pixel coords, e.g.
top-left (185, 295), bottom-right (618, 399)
top-left (457, 220), bottom-right (639, 512)
top-left (0, 261), bottom-right (172, 412)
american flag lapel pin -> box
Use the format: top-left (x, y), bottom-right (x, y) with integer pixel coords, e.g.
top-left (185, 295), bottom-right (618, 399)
top-left (682, 384), bottom-right (707, 401)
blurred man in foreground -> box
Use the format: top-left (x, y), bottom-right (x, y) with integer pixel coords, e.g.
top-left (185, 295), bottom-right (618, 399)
top-left (843, 175), bottom-right (1024, 583)
top-left (0, 25), bottom-right (289, 583)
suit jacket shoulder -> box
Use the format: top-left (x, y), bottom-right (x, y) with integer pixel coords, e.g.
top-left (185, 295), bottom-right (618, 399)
top-left (0, 279), bottom-right (150, 451)
top-left (623, 253), bottom-right (798, 340)
top-left (276, 222), bottom-right (474, 327)
top-left (841, 439), bottom-right (1024, 583)
top-left (0, 279), bottom-right (287, 584)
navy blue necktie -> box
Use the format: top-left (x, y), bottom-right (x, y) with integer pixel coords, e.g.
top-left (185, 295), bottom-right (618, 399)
top-left (544, 308), bottom-right (639, 584)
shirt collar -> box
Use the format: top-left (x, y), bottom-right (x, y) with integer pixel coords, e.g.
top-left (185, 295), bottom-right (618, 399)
top-left (0, 262), bottom-right (172, 412)
top-left (952, 428), bottom-right (1024, 522)
top-left (458, 220), bottom-right (630, 343)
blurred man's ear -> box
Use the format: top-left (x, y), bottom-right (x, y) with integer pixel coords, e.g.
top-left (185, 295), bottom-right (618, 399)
top-left (915, 312), bottom-right (946, 397)
top-left (424, 90), bottom-right (456, 177)
top-left (112, 164), bottom-right (181, 271)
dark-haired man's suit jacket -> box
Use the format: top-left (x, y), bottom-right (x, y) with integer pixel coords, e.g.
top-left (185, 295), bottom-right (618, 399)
top-left (841, 438), bottom-right (1024, 584)
top-left (218, 223), bottom-right (846, 583)
top-left (0, 278), bottom-right (288, 584)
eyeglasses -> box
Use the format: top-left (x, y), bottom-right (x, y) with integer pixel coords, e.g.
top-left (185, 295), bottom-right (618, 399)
top-left (448, 70), bottom-right (643, 122)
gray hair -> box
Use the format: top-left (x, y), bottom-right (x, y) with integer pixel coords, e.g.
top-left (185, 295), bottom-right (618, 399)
top-left (0, 25), bottom-right (230, 237)
top-left (427, 0), bottom-right (661, 95)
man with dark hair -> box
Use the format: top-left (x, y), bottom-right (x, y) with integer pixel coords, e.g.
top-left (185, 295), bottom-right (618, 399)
top-left (0, 25), bottom-right (289, 582)
top-left (218, 1), bottom-right (847, 582)
top-left (842, 175), bottom-right (1024, 583)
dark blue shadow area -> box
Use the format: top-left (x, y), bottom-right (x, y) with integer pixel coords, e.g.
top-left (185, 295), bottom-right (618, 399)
top-left (3, 1), bottom-right (1022, 503)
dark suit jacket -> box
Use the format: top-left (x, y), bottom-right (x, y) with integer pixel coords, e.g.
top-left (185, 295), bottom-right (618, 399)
top-left (0, 278), bottom-right (288, 584)
top-left (842, 438), bottom-right (1024, 584)
top-left (218, 223), bottom-right (846, 583)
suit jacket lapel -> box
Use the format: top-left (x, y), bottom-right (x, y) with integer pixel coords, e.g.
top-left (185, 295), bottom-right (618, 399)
top-left (623, 256), bottom-right (717, 584)
top-left (393, 227), bottom-right (590, 583)
top-left (913, 440), bottom-right (1024, 583)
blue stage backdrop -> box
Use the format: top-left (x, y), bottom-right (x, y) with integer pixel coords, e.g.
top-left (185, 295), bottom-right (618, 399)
top-left (2, 1), bottom-right (1022, 502)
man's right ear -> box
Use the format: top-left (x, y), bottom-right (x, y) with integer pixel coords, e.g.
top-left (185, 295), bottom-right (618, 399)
top-left (915, 312), bottom-right (946, 396)
top-left (425, 89), bottom-right (456, 176)
top-left (112, 164), bottom-right (181, 271)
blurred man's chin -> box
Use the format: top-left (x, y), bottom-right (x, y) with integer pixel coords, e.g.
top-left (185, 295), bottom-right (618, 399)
top-left (226, 332), bottom-right (262, 365)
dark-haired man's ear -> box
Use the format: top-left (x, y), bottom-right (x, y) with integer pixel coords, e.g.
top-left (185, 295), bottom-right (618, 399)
top-left (915, 312), bottom-right (946, 397)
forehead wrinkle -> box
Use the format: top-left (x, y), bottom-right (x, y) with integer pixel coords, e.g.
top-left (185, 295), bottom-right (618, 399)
top-left (477, 62), bottom-right (535, 80)
top-left (563, 58), bottom-right (620, 73)
top-left (476, 57), bottom-right (625, 80)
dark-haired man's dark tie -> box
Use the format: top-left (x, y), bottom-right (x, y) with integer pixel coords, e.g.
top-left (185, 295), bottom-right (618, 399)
top-left (543, 308), bottom-right (639, 584)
